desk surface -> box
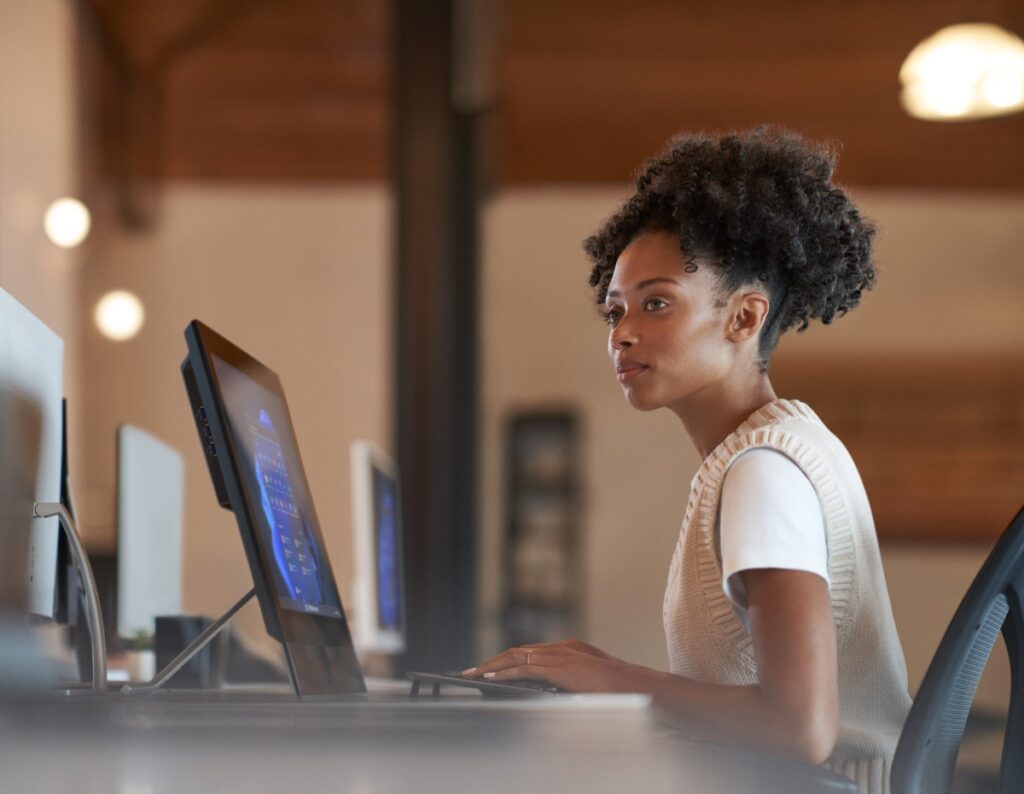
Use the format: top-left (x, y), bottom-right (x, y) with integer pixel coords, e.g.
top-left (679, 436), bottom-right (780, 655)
top-left (0, 688), bottom-right (839, 794)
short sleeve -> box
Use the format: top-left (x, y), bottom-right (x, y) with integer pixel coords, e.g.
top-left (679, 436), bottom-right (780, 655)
top-left (719, 448), bottom-right (829, 623)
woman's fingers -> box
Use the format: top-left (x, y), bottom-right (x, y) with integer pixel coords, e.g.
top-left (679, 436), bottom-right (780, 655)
top-left (462, 645), bottom-right (542, 676)
top-left (482, 663), bottom-right (560, 685)
top-left (461, 644), bottom-right (630, 694)
top-left (461, 639), bottom-right (610, 676)
top-left (483, 661), bottom-right (582, 693)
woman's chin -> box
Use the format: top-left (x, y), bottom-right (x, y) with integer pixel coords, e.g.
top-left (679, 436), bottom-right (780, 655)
top-left (623, 388), bottom-right (662, 412)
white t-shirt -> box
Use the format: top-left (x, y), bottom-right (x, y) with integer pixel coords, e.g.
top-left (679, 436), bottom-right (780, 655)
top-left (718, 448), bottom-right (830, 630)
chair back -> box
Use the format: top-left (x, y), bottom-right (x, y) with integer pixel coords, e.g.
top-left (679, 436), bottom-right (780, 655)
top-left (891, 506), bottom-right (1024, 794)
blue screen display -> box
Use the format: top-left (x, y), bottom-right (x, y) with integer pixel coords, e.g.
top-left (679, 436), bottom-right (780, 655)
top-left (213, 355), bottom-right (342, 620)
top-left (372, 468), bottom-right (402, 631)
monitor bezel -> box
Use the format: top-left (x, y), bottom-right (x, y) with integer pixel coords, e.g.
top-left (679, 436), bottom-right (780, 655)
top-left (182, 320), bottom-right (364, 695)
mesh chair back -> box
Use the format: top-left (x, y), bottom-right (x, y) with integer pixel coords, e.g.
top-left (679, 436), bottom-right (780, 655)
top-left (891, 506), bottom-right (1024, 794)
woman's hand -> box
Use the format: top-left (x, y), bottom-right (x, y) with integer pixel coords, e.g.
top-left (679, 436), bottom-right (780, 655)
top-left (462, 638), bottom-right (648, 693)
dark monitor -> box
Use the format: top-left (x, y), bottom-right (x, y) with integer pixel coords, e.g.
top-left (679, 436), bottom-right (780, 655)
top-left (181, 320), bottom-right (365, 697)
top-left (53, 399), bottom-right (72, 624)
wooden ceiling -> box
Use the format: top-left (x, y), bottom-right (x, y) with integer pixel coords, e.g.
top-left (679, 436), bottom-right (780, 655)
top-left (499, 0), bottom-right (1024, 188)
top-left (82, 0), bottom-right (390, 183)
top-left (82, 1), bottom-right (1024, 188)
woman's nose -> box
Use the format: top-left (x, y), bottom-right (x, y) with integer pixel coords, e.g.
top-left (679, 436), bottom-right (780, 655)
top-left (610, 321), bottom-right (636, 349)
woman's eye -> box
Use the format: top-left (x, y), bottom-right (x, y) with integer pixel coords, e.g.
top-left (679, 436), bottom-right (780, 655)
top-left (644, 297), bottom-right (668, 311)
top-left (602, 308), bottom-right (621, 326)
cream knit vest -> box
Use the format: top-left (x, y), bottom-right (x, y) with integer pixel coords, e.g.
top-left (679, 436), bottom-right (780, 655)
top-left (663, 399), bottom-right (912, 794)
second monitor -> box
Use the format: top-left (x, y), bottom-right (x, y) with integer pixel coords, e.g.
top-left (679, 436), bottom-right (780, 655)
top-left (116, 424), bottom-right (184, 641)
top-left (349, 441), bottom-right (405, 656)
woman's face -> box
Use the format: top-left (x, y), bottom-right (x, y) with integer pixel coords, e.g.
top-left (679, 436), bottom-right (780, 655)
top-left (603, 231), bottom-right (733, 412)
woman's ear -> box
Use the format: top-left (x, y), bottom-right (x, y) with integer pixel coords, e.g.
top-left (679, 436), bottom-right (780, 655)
top-left (725, 291), bottom-right (770, 344)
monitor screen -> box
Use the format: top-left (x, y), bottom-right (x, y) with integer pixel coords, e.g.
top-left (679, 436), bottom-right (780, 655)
top-left (372, 465), bottom-right (402, 632)
top-left (350, 441), bottom-right (405, 654)
top-left (211, 354), bottom-right (343, 621)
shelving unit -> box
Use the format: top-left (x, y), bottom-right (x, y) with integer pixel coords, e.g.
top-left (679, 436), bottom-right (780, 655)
top-left (500, 411), bottom-right (582, 648)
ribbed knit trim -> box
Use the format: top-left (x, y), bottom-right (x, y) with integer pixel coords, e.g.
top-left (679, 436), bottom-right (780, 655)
top-left (687, 399), bottom-right (858, 667)
top-left (824, 756), bottom-right (889, 794)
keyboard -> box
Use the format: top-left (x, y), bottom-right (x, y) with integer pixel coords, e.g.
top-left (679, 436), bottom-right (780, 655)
top-left (407, 671), bottom-right (563, 697)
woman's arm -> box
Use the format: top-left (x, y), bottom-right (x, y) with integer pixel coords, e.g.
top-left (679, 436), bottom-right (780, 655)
top-left (646, 568), bottom-right (838, 763)
top-left (466, 568), bottom-right (838, 765)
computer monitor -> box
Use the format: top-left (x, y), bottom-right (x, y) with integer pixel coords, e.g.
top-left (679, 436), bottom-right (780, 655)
top-left (181, 320), bottom-right (365, 696)
top-left (116, 424), bottom-right (184, 640)
top-left (350, 441), bottom-right (406, 655)
top-left (0, 287), bottom-right (63, 619)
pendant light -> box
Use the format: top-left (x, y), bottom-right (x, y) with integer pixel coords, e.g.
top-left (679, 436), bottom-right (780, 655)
top-left (900, 22), bottom-right (1024, 120)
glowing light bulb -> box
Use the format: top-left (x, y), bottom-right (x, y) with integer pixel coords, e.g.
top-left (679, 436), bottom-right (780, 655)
top-left (44, 198), bottom-right (91, 248)
top-left (94, 291), bottom-right (145, 341)
top-left (900, 23), bottom-right (1024, 120)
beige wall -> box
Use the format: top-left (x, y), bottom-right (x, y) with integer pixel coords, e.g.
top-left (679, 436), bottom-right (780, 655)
top-left (78, 185), bottom-right (391, 644)
top-left (0, 0), bottom-right (81, 470)
top-left (480, 188), bottom-right (1024, 710)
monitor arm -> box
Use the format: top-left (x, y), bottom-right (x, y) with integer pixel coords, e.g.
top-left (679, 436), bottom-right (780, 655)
top-left (33, 501), bottom-right (107, 693)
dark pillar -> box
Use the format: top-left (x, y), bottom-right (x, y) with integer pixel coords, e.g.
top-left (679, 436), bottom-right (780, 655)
top-left (394, 0), bottom-right (488, 671)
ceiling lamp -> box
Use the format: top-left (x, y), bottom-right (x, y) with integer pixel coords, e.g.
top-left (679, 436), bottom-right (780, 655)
top-left (94, 290), bottom-right (145, 341)
top-left (900, 23), bottom-right (1024, 120)
top-left (44, 197), bottom-right (92, 248)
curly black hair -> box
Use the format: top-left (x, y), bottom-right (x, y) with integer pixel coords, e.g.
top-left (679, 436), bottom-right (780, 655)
top-left (583, 126), bottom-right (877, 372)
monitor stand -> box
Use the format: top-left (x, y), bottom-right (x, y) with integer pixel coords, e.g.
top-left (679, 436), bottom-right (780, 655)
top-left (120, 588), bottom-right (255, 695)
top-left (121, 589), bottom-right (367, 698)
top-left (283, 640), bottom-right (367, 697)
top-left (32, 502), bottom-right (108, 694)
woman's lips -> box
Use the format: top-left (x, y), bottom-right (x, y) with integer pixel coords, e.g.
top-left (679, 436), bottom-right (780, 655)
top-left (616, 365), bottom-right (648, 383)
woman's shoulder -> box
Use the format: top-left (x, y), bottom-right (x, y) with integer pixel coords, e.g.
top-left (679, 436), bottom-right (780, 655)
top-left (747, 399), bottom-right (852, 460)
top-left (705, 399), bottom-right (828, 467)
top-left (710, 400), bottom-right (865, 500)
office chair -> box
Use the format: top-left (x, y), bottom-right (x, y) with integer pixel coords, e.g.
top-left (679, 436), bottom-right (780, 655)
top-left (891, 506), bottom-right (1024, 794)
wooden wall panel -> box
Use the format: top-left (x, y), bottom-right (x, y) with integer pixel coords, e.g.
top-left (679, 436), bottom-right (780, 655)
top-left (773, 355), bottom-right (1024, 542)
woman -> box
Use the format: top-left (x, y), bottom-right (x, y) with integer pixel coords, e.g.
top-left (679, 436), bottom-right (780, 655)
top-left (465, 127), bottom-right (912, 792)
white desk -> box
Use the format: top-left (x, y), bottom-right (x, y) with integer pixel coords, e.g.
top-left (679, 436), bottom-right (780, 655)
top-left (0, 689), bottom-right (848, 794)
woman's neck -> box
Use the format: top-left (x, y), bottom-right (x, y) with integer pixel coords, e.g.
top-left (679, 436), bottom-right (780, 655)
top-left (670, 375), bottom-right (778, 461)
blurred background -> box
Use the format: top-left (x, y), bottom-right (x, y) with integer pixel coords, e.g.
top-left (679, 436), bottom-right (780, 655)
top-left (1, 0), bottom-right (1022, 776)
